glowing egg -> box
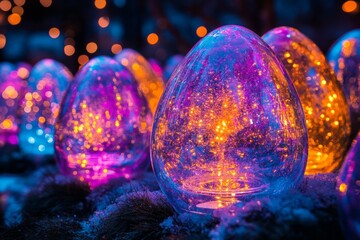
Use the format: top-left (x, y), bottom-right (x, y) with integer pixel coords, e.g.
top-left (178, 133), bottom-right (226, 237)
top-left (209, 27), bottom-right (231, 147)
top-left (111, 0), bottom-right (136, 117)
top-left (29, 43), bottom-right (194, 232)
top-left (19, 59), bottom-right (72, 158)
top-left (263, 27), bottom-right (350, 175)
top-left (0, 63), bottom-right (24, 146)
top-left (328, 29), bottom-right (360, 141)
top-left (151, 25), bottom-right (308, 214)
top-left (55, 56), bottom-right (152, 188)
top-left (337, 133), bottom-right (360, 239)
top-left (163, 55), bottom-right (183, 83)
top-left (115, 49), bottom-right (164, 115)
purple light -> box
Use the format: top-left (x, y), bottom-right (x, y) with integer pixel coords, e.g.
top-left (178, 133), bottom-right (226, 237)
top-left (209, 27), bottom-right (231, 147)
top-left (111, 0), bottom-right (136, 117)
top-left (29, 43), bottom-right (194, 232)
top-left (55, 56), bottom-right (152, 188)
top-left (0, 63), bottom-right (25, 147)
top-left (337, 133), bottom-right (360, 239)
top-left (151, 25), bottom-right (308, 214)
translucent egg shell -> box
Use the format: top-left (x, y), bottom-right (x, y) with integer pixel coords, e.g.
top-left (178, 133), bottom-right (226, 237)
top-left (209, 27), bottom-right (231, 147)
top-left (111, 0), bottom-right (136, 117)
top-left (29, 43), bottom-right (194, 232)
top-left (337, 133), bottom-right (360, 239)
top-left (328, 29), bottom-right (360, 141)
top-left (55, 56), bottom-right (152, 188)
top-left (0, 63), bottom-right (24, 146)
top-left (151, 25), bottom-right (308, 214)
top-left (115, 49), bottom-right (164, 115)
top-left (163, 55), bottom-right (184, 83)
top-left (19, 59), bottom-right (72, 157)
top-left (263, 27), bottom-right (351, 175)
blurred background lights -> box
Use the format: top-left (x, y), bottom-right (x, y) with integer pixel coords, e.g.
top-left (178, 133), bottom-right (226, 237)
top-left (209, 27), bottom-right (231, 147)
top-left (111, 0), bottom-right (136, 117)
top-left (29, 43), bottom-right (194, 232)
top-left (64, 45), bottom-right (75, 56)
top-left (86, 42), bottom-right (98, 54)
top-left (17, 67), bottom-right (29, 79)
top-left (98, 16), bottom-right (110, 28)
top-left (8, 13), bottom-right (21, 25)
top-left (0, 34), bottom-right (6, 49)
top-left (78, 54), bottom-right (89, 66)
top-left (111, 43), bottom-right (122, 54)
top-left (0, 0), bottom-right (11, 12)
top-left (147, 33), bottom-right (158, 45)
top-left (40, 0), bottom-right (52, 8)
top-left (12, 6), bottom-right (24, 15)
top-left (94, 0), bottom-right (106, 9)
top-left (49, 27), bottom-right (60, 39)
top-left (342, 0), bottom-right (358, 13)
top-left (14, 0), bottom-right (25, 7)
top-left (196, 26), bottom-right (207, 38)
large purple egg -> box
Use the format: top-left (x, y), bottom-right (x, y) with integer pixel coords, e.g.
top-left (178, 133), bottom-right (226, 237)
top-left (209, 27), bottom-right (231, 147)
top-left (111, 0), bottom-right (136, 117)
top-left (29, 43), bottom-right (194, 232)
top-left (55, 56), bottom-right (152, 188)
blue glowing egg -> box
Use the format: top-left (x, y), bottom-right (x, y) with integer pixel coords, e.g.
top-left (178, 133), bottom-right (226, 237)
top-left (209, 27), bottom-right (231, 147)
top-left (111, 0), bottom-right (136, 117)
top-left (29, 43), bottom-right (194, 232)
top-left (19, 59), bottom-right (72, 158)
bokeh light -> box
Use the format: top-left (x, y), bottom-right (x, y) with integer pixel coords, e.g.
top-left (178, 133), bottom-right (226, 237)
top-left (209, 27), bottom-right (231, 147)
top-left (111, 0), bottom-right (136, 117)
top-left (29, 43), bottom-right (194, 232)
top-left (40, 0), bottom-right (52, 8)
top-left (111, 43), bottom-right (122, 54)
top-left (0, 34), bottom-right (6, 49)
top-left (78, 54), bottom-right (89, 66)
top-left (12, 6), bottom-right (24, 15)
top-left (14, 0), bottom-right (25, 7)
top-left (8, 13), bottom-right (21, 25)
top-left (86, 42), bottom-right (98, 54)
top-left (0, 0), bottom-right (12, 12)
top-left (147, 33), bottom-right (159, 45)
top-left (342, 1), bottom-right (358, 13)
top-left (98, 16), bottom-right (110, 28)
top-left (94, 0), bottom-right (106, 9)
top-left (64, 45), bottom-right (75, 56)
top-left (49, 27), bottom-right (60, 39)
top-left (196, 26), bottom-right (208, 38)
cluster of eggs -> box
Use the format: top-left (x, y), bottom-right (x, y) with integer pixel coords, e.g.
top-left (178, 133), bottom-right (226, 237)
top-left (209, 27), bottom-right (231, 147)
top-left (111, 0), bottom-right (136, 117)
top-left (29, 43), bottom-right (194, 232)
top-left (1, 26), bottom-right (360, 233)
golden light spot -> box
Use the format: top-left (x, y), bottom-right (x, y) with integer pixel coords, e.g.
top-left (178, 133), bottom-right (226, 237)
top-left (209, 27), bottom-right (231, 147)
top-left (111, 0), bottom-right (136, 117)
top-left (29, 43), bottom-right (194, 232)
top-left (196, 26), bottom-right (207, 38)
top-left (96, 128), bottom-right (102, 133)
top-left (0, 0), bottom-right (12, 11)
top-left (86, 42), bottom-right (98, 54)
top-left (78, 55), bottom-right (89, 65)
top-left (98, 16), bottom-right (110, 28)
top-left (49, 27), bottom-right (60, 38)
top-left (147, 33), bottom-right (159, 45)
top-left (64, 45), bottom-right (75, 56)
top-left (17, 67), bottom-right (29, 79)
top-left (339, 183), bottom-right (347, 193)
top-left (8, 13), bottom-right (21, 25)
top-left (103, 169), bottom-right (108, 173)
top-left (14, 0), bottom-right (25, 6)
top-left (111, 44), bottom-right (122, 54)
top-left (334, 121), bottom-right (339, 126)
top-left (40, 0), bottom-right (52, 8)
top-left (38, 116), bottom-right (46, 124)
top-left (342, 0), bottom-right (358, 13)
top-left (1, 119), bottom-right (13, 129)
top-left (94, 0), bottom-right (106, 9)
top-left (0, 34), bottom-right (6, 49)
top-left (284, 52), bottom-right (291, 58)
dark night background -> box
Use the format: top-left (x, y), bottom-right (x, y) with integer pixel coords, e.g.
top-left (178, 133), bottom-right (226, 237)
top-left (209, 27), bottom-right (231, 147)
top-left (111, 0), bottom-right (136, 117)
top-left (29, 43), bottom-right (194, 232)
top-left (0, 0), bottom-right (360, 73)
